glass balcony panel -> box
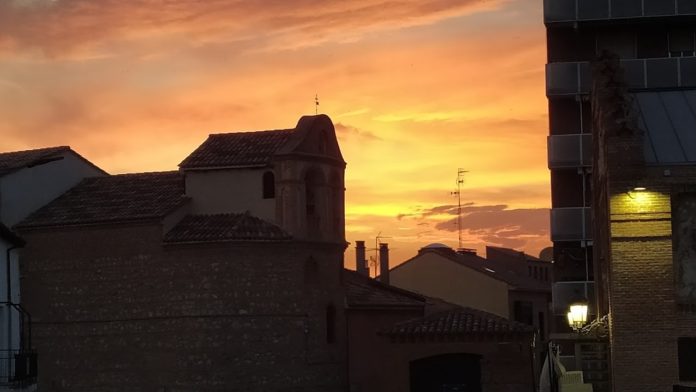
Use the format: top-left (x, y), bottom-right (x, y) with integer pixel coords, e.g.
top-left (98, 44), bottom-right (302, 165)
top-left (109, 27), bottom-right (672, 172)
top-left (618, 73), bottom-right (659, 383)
top-left (579, 62), bottom-right (592, 93)
top-left (681, 58), bottom-right (696, 87)
top-left (552, 281), bottom-right (596, 315)
top-left (551, 207), bottom-right (592, 241)
top-left (647, 58), bottom-right (679, 88)
top-left (679, 0), bottom-right (696, 14)
top-left (611, 0), bottom-right (642, 17)
top-left (548, 134), bottom-right (592, 168)
top-left (579, 0), bottom-right (609, 19)
top-left (644, 0), bottom-right (675, 16)
top-left (547, 62), bottom-right (580, 95)
top-left (621, 59), bottom-right (646, 89)
top-left (545, 0), bottom-right (577, 21)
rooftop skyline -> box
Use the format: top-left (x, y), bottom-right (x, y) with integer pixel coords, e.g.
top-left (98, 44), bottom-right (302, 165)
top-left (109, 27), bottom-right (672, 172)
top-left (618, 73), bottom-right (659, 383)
top-left (0, 0), bottom-right (549, 265)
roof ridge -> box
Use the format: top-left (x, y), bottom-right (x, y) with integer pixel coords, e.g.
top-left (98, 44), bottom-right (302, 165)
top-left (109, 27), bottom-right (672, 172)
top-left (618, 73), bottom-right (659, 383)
top-left (0, 146), bottom-right (70, 156)
top-left (209, 128), bottom-right (294, 137)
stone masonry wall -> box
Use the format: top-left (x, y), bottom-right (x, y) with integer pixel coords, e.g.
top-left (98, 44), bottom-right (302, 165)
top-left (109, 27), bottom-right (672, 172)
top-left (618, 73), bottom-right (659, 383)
top-left (18, 223), bottom-right (346, 392)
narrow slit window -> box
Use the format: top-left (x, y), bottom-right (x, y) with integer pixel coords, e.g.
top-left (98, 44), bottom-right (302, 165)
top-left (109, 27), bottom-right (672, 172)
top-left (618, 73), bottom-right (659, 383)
top-left (326, 304), bottom-right (336, 344)
top-left (262, 171), bottom-right (275, 199)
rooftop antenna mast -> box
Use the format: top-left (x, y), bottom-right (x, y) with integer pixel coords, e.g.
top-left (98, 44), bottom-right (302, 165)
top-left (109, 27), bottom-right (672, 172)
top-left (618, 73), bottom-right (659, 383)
top-left (368, 232), bottom-right (391, 277)
top-left (451, 168), bottom-right (468, 250)
top-left (315, 94), bottom-right (319, 115)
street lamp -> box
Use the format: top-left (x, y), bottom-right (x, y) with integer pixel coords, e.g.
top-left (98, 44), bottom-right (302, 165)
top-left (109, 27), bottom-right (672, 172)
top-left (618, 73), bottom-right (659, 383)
top-left (567, 300), bottom-right (589, 332)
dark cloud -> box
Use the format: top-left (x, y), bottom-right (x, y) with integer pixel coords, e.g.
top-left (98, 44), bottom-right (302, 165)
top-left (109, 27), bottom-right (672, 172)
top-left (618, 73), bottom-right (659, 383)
top-left (433, 205), bottom-right (548, 249)
top-left (334, 123), bottom-right (382, 142)
top-left (0, 0), bottom-right (501, 57)
top-left (395, 202), bottom-right (548, 251)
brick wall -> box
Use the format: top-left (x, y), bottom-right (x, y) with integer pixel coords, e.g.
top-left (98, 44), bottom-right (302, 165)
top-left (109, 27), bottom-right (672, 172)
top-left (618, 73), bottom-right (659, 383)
top-left (19, 223), bottom-right (347, 392)
top-left (592, 53), bottom-right (696, 392)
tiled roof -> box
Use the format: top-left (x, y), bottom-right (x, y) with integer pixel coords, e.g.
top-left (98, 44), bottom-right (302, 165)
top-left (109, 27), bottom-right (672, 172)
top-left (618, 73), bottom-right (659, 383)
top-left (0, 146), bottom-right (70, 176)
top-left (383, 307), bottom-right (533, 339)
top-left (179, 129), bottom-right (294, 169)
top-left (17, 172), bottom-right (187, 228)
top-left (345, 269), bottom-right (425, 308)
top-left (164, 213), bottom-right (291, 243)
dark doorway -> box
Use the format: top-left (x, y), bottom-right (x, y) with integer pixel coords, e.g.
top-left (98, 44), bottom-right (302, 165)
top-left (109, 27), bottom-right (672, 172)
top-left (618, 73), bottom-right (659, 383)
top-left (410, 353), bottom-right (482, 392)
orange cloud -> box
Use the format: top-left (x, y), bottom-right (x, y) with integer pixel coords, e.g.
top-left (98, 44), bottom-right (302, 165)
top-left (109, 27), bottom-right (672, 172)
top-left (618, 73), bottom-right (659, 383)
top-left (0, 0), bottom-right (550, 262)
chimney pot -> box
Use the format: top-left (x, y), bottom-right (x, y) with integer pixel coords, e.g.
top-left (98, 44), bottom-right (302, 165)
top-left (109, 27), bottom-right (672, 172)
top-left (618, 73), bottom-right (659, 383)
top-left (355, 241), bottom-right (368, 276)
top-left (379, 243), bottom-right (390, 285)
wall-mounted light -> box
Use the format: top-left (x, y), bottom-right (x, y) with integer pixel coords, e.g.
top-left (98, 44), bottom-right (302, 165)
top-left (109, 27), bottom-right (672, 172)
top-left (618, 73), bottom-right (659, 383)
top-left (567, 300), bottom-right (589, 332)
top-left (633, 187), bottom-right (646, 191)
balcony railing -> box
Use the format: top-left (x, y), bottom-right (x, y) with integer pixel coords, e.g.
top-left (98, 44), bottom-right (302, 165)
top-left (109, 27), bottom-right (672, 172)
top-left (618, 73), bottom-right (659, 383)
top-left (545, 0), bottom-right (696, 23)
top-left (552, 281), bottom-right (595, 315)
top-left (548, 134), bottom-right (592, 169)
top-left (0, 350), bottom-right (37, 388)
top-left (546, 56), bottom-right (696, 96)
top-left (551, 207), bottom-right (592, 242)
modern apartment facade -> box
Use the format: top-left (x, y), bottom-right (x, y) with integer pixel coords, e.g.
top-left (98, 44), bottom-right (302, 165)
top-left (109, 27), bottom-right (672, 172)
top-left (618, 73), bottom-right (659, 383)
top-left (545, 0), bottom-right (696, 331)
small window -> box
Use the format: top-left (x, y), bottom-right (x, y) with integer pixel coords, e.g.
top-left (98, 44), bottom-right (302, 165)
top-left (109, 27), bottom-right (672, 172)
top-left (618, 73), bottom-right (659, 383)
top-left (544, 268), bottom-right (549, 281)
top-left (326, 304), bottom-right (336, 344)
top-left (533, 266), bottom-right (538, 279)
top-left (262, 171), bottom-right (275, 199)
top-left (679, 337), bottom-right (696, 381)
top-left (528, 266), bottom-right (532, 277)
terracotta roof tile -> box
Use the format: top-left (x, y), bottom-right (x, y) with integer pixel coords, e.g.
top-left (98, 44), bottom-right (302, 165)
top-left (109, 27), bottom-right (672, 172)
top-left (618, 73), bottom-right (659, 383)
top-left (344, 269), bottom-right (425, 308)
top-left (383, 307), bottom-right (533, 338)
top-left (17, 171), bottom-right (187, 228)
top-left (0, 146), bottom-right (70, 176)
top-left (179, 129), bottom-right (293, 169)
top-left (164, 213), bottom-right (291, 243)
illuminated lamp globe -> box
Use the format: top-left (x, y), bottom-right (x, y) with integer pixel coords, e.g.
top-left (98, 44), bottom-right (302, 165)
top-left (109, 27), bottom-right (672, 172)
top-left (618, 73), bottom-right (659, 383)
top-left (567, 300), bottom-right (589, 332)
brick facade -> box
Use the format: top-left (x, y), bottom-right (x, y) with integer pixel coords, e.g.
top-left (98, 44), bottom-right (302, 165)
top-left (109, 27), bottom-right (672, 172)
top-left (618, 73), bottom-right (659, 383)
top-left (592, 54), bottom-right (696, 391)
top-left (19, 223), bottom-right (347, 391)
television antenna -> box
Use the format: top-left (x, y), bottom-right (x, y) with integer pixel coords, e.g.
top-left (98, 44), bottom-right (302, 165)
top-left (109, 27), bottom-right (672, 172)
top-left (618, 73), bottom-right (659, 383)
top-left (368, 232), bottom-right (391, 277)
top-left (450, 168), bottom-right (468, 250)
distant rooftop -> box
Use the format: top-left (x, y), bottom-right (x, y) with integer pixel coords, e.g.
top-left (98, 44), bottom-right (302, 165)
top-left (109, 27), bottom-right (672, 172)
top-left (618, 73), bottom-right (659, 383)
top-left (382, 307), bottom-right (533, 340)
top-left (345, 269), bottom-right (425, 309)
top-left (179, 129), bottom-right (294, 169)
top-left (17, 171), bottom-right (187, 229)
top-left (164, 213), bottom-right (291, 243)
top-left (0, 146), bottom-right (105, 177)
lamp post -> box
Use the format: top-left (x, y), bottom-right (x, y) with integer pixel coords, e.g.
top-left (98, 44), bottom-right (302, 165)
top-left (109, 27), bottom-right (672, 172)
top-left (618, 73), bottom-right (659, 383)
top-left (567, 300), bottom-right (589, 332)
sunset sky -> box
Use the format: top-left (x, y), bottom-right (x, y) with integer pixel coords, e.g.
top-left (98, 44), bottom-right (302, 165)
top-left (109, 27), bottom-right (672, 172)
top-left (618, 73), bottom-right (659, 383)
top-left (0, 0), bottom-right (550, 268)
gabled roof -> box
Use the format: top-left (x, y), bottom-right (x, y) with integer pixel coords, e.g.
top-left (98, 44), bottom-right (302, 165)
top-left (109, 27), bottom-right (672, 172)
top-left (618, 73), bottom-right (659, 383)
top-left (396, 247), bottom-right (550, 292)
top-left (382, 307), bottom-right (533, 340)
top-left (17, 171), bottom-right (187, 229)
top-left (0, 146), bottom-right (107, 177)
top-left (164, 213), bottom-right (291, 243)
top-left (179, 129), bottom-right (294, 169)
top-left (486, 245), bottom-right (545, 263)
top-left (344, 269), bottom-right (425, 309)
top-left (0, 146), bottom-right (66, 176)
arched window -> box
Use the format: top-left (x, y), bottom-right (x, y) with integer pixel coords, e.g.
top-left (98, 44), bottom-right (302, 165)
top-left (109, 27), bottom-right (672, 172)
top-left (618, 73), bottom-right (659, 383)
top-left (326, 303), bottom-right (336, 344)
top-left (262, 171), bottom-right (275, 199)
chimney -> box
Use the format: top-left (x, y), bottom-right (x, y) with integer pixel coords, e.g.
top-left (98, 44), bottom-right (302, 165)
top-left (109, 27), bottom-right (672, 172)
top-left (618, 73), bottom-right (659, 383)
top-left (379, 243), bottom-right (390, 285)
top-left (355, 241), bottom-right (368, 276)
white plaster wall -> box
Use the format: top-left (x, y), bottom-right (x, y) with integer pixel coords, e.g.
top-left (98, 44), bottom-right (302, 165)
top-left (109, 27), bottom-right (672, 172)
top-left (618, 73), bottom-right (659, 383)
top-left (0, 152), bottom-right (105, 227)
top-left (185, 169), bottom-right (276, 222)
top-left (0, 237), bottom-right (21, 352)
